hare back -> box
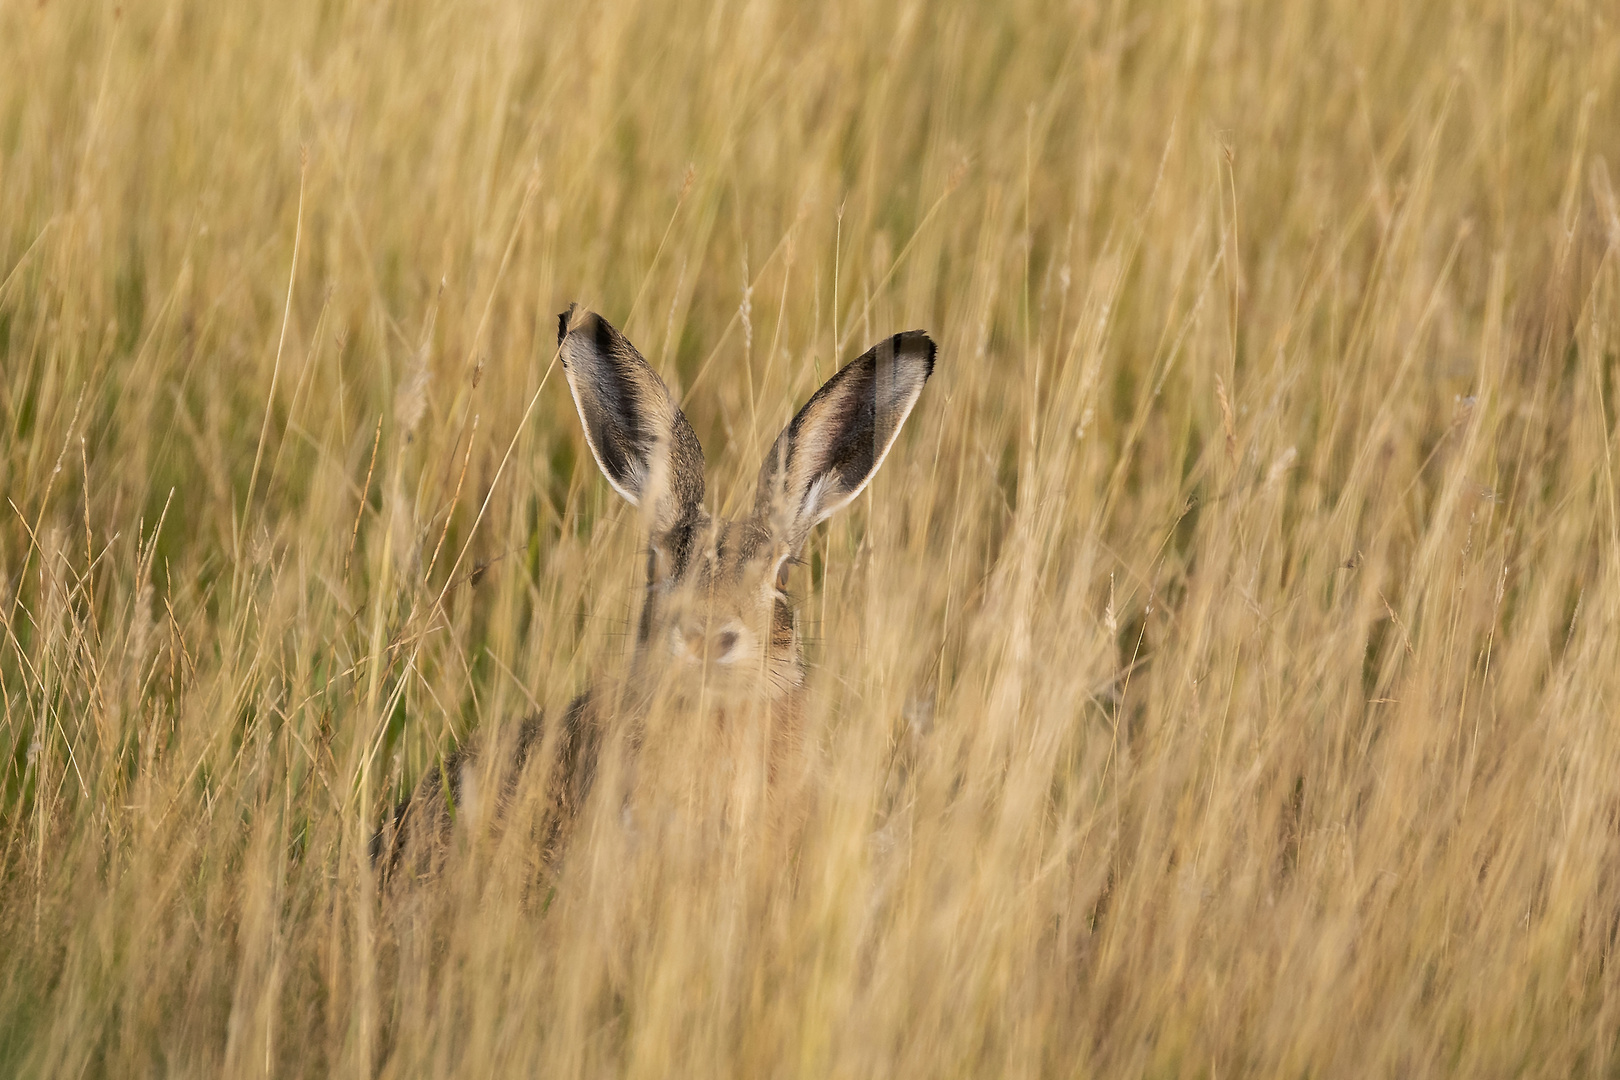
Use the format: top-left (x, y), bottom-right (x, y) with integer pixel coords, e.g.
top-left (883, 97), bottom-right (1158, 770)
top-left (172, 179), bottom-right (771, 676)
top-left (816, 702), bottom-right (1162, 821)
top-left (370, 692), bottom-right (601, 883)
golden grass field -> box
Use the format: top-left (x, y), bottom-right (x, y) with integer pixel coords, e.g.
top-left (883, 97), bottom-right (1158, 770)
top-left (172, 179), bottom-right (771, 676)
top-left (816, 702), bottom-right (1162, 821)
top-left (4, 0), bottom-right (1620, 1074)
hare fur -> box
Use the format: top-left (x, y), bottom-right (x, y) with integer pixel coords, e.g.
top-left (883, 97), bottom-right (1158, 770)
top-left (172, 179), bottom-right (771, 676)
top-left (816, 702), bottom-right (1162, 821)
top-left (373, 305), bottom-right (935, 879)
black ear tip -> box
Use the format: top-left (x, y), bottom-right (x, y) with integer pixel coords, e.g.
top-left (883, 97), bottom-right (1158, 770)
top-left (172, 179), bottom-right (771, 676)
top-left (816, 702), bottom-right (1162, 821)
top-left (892, 330), bottom-right (937, 379)
top-left (557, 304), bottom-right (618, 357)
top-left (556, 303), bottom-right (579, 347)
top-left (588, 312), bottom-right (617, 353)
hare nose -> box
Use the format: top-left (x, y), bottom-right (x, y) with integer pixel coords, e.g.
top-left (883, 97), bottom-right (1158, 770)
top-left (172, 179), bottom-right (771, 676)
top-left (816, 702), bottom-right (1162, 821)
top-left (680, 625), bottom-right (739, 661)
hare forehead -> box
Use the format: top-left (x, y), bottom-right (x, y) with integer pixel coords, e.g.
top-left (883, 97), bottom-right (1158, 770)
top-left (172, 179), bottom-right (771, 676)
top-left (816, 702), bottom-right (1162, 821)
top-left (657, 517), bottom-right (774, 590)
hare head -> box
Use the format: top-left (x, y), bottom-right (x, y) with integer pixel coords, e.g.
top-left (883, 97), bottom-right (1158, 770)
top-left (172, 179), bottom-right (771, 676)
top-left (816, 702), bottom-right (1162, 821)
top-left (558, 305), bottom-right (935, 712)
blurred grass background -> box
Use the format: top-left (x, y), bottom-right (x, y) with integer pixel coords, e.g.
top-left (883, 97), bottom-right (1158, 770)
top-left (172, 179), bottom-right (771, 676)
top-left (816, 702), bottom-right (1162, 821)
top-left (3, 0), bottom-right (1620, 1074)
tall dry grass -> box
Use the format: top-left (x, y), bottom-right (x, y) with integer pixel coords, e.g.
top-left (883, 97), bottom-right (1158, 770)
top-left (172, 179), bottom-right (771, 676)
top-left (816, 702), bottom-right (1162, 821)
top-left (3, 0), bottom-right (1620, 1074)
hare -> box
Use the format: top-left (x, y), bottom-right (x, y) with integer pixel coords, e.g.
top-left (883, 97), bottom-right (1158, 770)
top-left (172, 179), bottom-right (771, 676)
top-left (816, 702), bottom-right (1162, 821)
top-left (373, 305), bottom-right (936, 879)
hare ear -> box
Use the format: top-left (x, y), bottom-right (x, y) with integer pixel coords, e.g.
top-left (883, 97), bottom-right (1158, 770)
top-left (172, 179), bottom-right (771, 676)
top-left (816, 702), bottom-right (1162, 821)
top-left (559, 305), bottom-right (705, 532)
top-left (755, 330), bottom-right (935, 552)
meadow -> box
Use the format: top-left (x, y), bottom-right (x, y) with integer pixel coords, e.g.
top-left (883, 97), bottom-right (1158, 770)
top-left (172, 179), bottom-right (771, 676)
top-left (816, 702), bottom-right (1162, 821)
top-left (3, 0), bottom-right (1620, 1074)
